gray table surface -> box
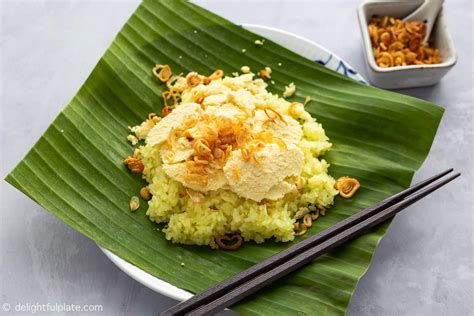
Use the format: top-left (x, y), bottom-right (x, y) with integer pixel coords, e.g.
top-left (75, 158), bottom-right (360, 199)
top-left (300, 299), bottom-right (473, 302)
top-left (1, 0), bottom-right (473, 315)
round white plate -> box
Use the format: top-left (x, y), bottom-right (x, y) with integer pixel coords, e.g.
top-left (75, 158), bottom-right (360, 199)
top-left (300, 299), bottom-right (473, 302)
top-left (99, 24), bottom-right (366, 302)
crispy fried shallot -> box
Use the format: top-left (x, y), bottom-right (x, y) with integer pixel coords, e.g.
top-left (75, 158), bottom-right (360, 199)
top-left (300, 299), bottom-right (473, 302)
top-left (152, 64), bottom-right (172, 82)
top-left (335, 176), bottom-right (361, 198)
top-left (124, 157), bottom-right (144, 173)
top-left (215, 234), bottom-right (243, 250)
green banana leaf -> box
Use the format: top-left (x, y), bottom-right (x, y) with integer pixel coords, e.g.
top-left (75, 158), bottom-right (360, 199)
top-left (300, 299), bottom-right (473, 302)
top-left (5, 0), bottom-right (443, 315)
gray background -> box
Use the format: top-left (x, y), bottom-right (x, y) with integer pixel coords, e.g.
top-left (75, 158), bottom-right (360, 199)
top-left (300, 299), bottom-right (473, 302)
top-left (1, 0), bottom-right (473, 315)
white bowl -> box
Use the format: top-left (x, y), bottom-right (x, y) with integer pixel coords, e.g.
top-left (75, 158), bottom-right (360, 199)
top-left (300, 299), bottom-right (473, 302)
top-left (100, 24), bottom-right (366, 302)
top-left (358, 0), bottom-right (457, 89)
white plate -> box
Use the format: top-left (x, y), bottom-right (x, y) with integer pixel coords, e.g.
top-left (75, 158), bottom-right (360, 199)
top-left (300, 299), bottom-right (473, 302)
top-left (99, 24), bottom-right (366, 302)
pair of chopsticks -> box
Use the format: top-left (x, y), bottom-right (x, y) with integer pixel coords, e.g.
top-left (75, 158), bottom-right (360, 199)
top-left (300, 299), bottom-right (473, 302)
top-left (162, 169), bottom-right (459, 316)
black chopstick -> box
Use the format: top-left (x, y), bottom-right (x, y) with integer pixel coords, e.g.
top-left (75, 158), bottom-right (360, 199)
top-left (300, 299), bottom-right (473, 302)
top-left (186, 171), bottom-right (460, 315)
top-left (161, 168), bottom-right (454, 316)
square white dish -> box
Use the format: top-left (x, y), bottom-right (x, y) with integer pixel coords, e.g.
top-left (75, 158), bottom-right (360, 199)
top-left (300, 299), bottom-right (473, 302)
top-left (358, 0), bottom-right (457, 89)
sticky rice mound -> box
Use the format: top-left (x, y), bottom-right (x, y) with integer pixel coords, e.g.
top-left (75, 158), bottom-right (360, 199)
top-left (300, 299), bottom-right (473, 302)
top-left (131, 71), bottom-right (338, 247)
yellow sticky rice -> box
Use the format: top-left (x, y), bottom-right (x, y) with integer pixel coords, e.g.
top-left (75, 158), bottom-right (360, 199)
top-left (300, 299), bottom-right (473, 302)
top-left (136, 72), bottom-right (338, 247)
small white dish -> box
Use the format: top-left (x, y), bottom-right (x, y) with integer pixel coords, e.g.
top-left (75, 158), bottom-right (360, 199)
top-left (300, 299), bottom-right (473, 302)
top-left (358, 0), bottom-right (457, 89)
top-left (100, 23), bottom-right (366, 301)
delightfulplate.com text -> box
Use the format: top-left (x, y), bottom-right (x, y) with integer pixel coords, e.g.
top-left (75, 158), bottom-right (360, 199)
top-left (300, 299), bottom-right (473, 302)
top-left (2, 302), bottom-right (103, 313)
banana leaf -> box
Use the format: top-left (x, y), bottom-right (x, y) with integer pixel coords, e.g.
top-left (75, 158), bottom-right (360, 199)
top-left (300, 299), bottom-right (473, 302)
top-left (5, 0), bottom-right (443, 315)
